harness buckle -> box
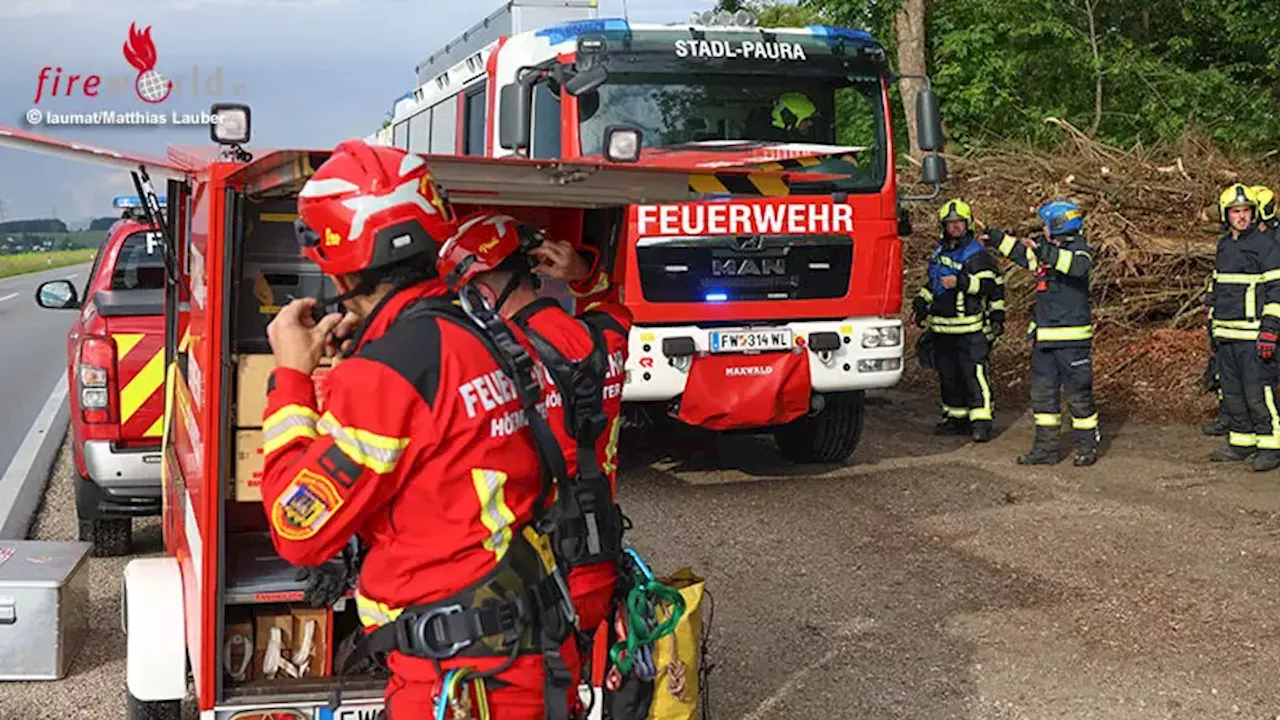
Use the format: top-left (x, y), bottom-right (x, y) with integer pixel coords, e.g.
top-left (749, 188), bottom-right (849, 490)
top-left (404, 603), bottom-right (471, 659)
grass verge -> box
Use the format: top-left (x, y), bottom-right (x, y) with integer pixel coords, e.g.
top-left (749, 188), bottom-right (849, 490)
top-left (0, 249), bottom-right (96, 280)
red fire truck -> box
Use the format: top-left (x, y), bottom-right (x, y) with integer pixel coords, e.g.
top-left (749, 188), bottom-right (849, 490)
top-left (370, 4), bottom-right (947, 462)
top-left (0, 110), bottom-right (752, 720)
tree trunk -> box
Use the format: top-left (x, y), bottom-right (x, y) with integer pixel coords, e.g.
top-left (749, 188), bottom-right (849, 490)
top-left (894, 0), bottom-right (929, 159)
top-left (1083, 0), bottom-right (1103, 138)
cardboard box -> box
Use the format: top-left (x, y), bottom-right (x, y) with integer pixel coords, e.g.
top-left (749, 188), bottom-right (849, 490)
top-left (234, 429), bottom-right (264, 502)
top-left (236, 354), bottom-right (332, 428)
top-left (224, 607), bottom-right (256, 684)
top-left (252, 608), bottom-right (331, 680)
top-left (254, 611), bottom-right (295, 681)
top-left (290, 607), bottom-right (331, 677)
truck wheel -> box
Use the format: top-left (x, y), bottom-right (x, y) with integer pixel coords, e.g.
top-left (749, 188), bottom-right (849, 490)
top-left (774, 391), bottom-right (865, 464)
top-left (127, 694), bottom-right (180, 720)
top-left (79, 517), bottom-right (133, 558)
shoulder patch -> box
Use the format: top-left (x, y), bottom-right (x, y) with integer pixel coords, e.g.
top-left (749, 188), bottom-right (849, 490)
top-left (271, 469), bottom-right (344, 541)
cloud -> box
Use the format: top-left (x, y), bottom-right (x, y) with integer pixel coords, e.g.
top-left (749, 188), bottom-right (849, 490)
top-left (0, 0), bottom-right (76, 16)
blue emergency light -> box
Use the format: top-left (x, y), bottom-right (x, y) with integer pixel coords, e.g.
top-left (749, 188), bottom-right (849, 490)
top-left (535, 18), bottom-right (630, 45)
top-left (113, 195), bottom-right (167, 209)
top-left (705, 292), bottom-right (728, 302)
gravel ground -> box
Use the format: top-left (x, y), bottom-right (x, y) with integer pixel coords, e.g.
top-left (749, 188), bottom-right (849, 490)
top-left (4, 389), bottom-right (1280, 719)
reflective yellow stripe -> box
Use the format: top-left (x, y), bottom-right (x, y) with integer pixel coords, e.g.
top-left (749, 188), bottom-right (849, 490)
top-left (1264, 303), bottom-right (1280, 319)
top-left (112, 333), bottom-right (145, 360)
top-left (932, 322), bottom-right (985, 335)
top-left (989, 300), bottom-right (1006, 311)
top-left (1247, 284), bottom-right (1257, 320)
top-left (1214, 272), bottom-right (1263, 284)
top-left (998, 235), bottom-right (1017, 256)
top-left (602, 415), bottom-right (622, 477)
top-left (1263, 269), bottom-right (1280, 283)
top-left (1230, 432), bottom-right (1258, 447)
top-left (970, 364), bottom-right (993, 421)
top-left (1036, 325), bottom-right (1093, 342)
top-left (929, 314), bottom-right (985, 326)
top-left (918, 287), bottom-right (934, 302)
top-left (1213, 327), bottom-right (1260, 341)
top-left (966, 274), bottom-right (982, 294)
top-left (262, 404), bottom-right (320, 455)
top-left (471, 468), bottom-right (517, 562)
top-left (1035, 413), bottom-right (1062, 427)
top-left (943, 406), bottom-right (968, 418)
top-left (1054, 250), bottom-right (1074, 274)
top-left (143, 415), bottom-right (163, 438)
top-left (1262, 387), bottom-right (1280, 450)
top-left (316, 411), bottom-right (410, 475)
top-left (937, 256), bottom-right (963, 270)
top-left (1072, 413), bottom-right (1099, 430)
top-left (568, 271), bottom-right (610, 298)
top-left (119, 346), bottom-right (165, 426)
top-left (354, 591), bottom-right (403, 628)
top-left (1215, 318), bottom-right (1262, 330)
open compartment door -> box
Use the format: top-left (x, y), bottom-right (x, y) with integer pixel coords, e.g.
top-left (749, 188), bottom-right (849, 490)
top-left (0, 124), bottom-right (191, 180)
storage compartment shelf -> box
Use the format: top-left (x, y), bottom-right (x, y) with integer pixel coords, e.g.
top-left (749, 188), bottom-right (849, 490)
top-left (224, 532), bottom-right (347, 605)
top-left (221, 674), bottom-right (387, 705)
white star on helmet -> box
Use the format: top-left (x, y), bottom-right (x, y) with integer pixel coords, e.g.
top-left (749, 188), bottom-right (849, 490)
top-left (340, 178), bottom-right (438, 241)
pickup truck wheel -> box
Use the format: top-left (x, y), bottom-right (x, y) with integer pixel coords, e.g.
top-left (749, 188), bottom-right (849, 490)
top-left (774, 390), bottom-right (865, 464)
top-left (126, 694), bottom-right (180, 720)
top-left (79, 517), bottom-right (133, 558)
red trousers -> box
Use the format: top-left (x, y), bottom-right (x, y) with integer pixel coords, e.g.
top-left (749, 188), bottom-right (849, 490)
top-left (383, 653), bottom-right (548, 720)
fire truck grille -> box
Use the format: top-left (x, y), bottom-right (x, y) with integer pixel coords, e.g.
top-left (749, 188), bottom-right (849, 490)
top-left (635, 234), bottom-right (852, 303)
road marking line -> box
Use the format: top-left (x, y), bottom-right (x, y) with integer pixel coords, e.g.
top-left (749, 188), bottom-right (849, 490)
top-left (0, 376), bottom-right (70, 538)
top-left (738, 618), bottom-right (877, 720)
top-left (0, 293), bottom-right (17, 303)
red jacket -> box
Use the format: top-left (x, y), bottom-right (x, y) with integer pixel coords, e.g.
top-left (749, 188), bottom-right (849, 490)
top-left (259, 279), bottom-right (547, 621)
top-left (512, 263), bottom-right (632, 603)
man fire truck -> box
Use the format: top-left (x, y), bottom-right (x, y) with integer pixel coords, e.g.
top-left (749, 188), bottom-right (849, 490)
top-left (368, 2), bottom-right (949, 464)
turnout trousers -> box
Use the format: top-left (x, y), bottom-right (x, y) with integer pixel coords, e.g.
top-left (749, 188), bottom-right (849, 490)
top-left (1217, 340), bottom-right (1280, 451)
top-left (1029, 343), bottom-right (1099, 451)
top-left (934, 332), bottom-right (994, 425)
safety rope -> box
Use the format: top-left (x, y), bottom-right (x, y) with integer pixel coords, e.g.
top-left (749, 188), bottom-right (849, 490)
top-left (607, 549), bottom-right (687, 680)
top-left (434, 667), bottom-right (493, 720)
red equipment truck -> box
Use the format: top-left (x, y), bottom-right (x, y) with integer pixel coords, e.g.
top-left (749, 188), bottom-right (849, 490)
top-left (0, 108), bottom-right (750, 720)
top-left (34, 196), bottom-right (171, 556)
top-left (370, 5), bottom-right (948, 462)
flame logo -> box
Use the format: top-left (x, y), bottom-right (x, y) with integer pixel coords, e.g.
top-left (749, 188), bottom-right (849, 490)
top-left (123, 23), bottom-right (172, 104)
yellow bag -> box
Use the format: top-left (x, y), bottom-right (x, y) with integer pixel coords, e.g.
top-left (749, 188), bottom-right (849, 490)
top-left (647, 568), bottom-right (706, 720)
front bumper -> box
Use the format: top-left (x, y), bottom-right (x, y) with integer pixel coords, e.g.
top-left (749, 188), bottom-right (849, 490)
top-left (82, 440), bottom-right (162, 491)
top-left (623, 317), bottom-right (904, 403)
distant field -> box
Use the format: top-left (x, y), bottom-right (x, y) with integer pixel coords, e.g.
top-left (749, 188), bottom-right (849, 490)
top-left (0, 249), bottom-right (97, 279)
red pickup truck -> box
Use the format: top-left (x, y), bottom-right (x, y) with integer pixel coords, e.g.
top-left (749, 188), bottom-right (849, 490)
top-left (35, 196), bottom-right (168, 556)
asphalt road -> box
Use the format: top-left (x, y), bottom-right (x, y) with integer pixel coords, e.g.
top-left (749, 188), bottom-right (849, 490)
top-left (0, 263), bottom-right (90, 475)
top-left (6, 390), bottom-right (1280, 718)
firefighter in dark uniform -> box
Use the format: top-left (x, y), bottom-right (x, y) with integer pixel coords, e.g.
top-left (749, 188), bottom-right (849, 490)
top-left (912, 199), bottom-right (1002, 442)
top-left (1205, 185), bottom-right (1279, 437)
top-left (1205, 183), bottom-right (1280, 471)
top-left (984, 199), bottom-right (1100, 466)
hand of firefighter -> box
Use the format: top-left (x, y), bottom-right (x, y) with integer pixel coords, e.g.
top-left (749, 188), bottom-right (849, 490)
top-left (268, 298), bottom-right (343, 375)
top-left (529, 239), bottom-right (591, 283)
top-left (988, 318), bottom-right (1004, 341)
top-left (1259, 332), bottom-right (1277, 361)
top-left (911, 296), bottom-right (928, 327)
top-left (981, 228), bottom-right (1005, 246)
top-left (940, 274), bottom-right (958, 290)
top-left (295, 538), bottom-right (363, 608)
top-left (1020, 236), bottom-right (1039, 252)
top-left (325, 311), bottom-right (362, 363)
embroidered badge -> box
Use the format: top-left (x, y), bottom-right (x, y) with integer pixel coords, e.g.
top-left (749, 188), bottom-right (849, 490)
top-left (271, 469), bottom-right (344, 541)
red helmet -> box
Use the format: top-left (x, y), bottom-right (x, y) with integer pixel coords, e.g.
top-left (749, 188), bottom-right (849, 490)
top-left (294, 140), bottom-right (456, 277)
top-left (437, 211), bottom-right (545, 290)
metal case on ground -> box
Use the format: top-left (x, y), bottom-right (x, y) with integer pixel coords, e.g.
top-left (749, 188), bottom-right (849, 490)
top-left (0, 541), bottom-right (92, 680)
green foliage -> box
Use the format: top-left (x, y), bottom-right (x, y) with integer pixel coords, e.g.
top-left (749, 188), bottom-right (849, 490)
top-left (804, 0), bottom-right (1280, 155)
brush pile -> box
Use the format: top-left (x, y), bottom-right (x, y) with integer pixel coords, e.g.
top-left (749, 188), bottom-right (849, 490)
top-left (897, 120), bottom-right (1280, 421)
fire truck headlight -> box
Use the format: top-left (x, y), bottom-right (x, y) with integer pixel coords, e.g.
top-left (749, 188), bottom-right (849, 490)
top-left (861, 327), bottom-right (901, 348)
top-left (604, 126), bottom-right (642, 163)
top-left (210, 103), bottom-right (251, 145)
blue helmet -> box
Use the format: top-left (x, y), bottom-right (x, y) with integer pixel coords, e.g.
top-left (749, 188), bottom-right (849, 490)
top-left (1038, 198), bottom-right (1083, 236)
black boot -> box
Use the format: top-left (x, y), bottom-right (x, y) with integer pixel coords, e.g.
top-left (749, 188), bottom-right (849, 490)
top-left (1017, 425), bottom-right (1061, 465)
top-left (971, 420), bottom-right (992, 443)
top-left (1202, 418), bottom-right (1228, 436)
top-left (1254, 449), bottom-right (1280, 472)
top-left (1073, 428), bottom-right (1100, 466)
top-left (935, 417), bottom-right (969, 435)
top-left (1210, 445), bottom-right (1255, 462)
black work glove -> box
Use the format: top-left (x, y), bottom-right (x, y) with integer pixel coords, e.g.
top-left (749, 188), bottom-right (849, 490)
top-left (987, 318), bottom-right (1004, 342)
top-left (1201, 353), bottom-right (1219, 393)
top-left (911, 296), bottom-right (928, 327)
top-left (295, 537), bottom-right (364, 608)
top-left (982, 228), bottom-right (1005, 247)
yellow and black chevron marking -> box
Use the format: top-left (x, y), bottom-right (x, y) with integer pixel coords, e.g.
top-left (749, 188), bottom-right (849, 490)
top-left (755, 153), bottom-right (862, 172)
top-left (688, 171), bottom-right (790, 197)
top-left (112, 333), bottom-right (166, 438)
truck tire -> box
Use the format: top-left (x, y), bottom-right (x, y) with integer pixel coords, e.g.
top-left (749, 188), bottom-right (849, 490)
top-left (774, 390), bottom-right (865, 464)
top-left (127, 694), bottom-right (180, 720)
top-left (80, 517), bottom-right (133, 558)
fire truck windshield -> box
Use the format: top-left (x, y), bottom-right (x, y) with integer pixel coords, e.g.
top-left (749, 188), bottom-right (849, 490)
top-left (577, 72), bottom-right (886, 194)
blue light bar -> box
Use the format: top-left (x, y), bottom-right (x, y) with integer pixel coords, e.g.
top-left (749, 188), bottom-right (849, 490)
top-left (705, 292), bottom-right (728, 302)
top-left (113, 195), bottom-right (166, 209)
top-left (535, 18), bottom-right (630, 46)
top-left (806, 24), bottom-right (881, 49)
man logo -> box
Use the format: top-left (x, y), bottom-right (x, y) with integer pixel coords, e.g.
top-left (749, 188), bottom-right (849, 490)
top-left (730, 235), bottom-right (766, 252)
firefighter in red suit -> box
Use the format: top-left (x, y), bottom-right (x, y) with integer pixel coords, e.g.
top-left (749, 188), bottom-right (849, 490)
top-left (260, 141), bottom-right (575, 720)
top-left (437, 211), bottom-right (633, 700)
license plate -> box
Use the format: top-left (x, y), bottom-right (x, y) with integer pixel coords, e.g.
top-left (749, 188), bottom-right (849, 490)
top-left (708, 328), bottom-right (793, 353)
top-left (316, 702), bottom-right (384, 720)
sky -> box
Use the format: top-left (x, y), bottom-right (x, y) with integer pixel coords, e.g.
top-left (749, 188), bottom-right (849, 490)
top-left (0, 0), bottom-right (699, 222)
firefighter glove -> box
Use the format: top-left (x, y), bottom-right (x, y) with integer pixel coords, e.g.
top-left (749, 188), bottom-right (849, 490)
top-left (1259, 332), bottom-right (1277, 361)
top-left (911, 296), bottom-right (928, 327)
top-left (988, 318), bottom-right (1004, 341)
top-left (295, 537), bottom-right (364, 608)
top-left (983, 228), bottom-right (1005, 246)
top-left (1201, 353), bottom-right (1219, 393)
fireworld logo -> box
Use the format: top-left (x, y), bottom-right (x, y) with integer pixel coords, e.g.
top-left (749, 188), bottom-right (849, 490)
top-left (32, 22), bottom-right (247, 105)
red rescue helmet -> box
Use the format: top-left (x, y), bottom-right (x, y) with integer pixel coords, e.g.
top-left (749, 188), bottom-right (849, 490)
top-left (437, 210), bottom-right (546, 291)
top-left (294, 140), bottom-right (457, 277)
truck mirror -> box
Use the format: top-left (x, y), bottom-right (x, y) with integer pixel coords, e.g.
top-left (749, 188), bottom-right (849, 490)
top-left (565, 65), bottom-right (608, 97)
top-left (921, 154), bottom-right (948, 186)
top-left (36, 279), bottom-right (80, 310)
top-left (499, 83), bottom-right (532, 150)
top-left (915, 87), bottom-right (944, 152)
